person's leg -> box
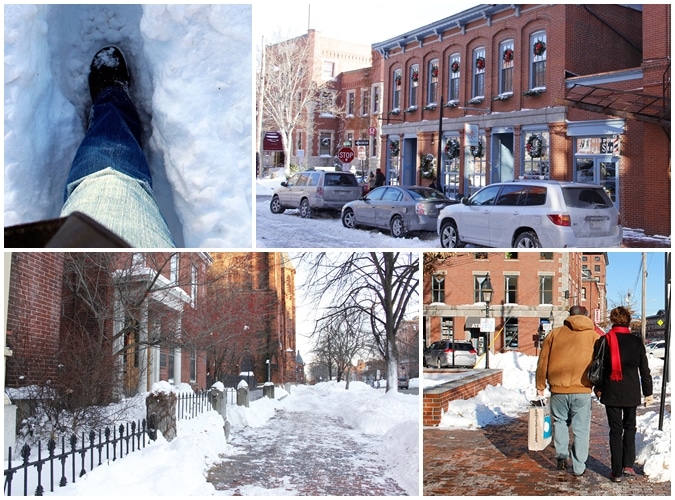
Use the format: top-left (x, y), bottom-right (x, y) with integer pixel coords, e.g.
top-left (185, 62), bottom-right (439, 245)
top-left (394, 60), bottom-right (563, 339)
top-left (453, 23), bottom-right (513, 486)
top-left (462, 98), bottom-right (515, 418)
top-left (605, 406), bottom-right (624, 478)
top-left (549, 394), bottom-right (570, 462)
top-left (568, 393), bottom-right (592, 475)
top-left (65, 87), bottom-right (152, 197)
top-left (622, 406), bottom-right (637, 471)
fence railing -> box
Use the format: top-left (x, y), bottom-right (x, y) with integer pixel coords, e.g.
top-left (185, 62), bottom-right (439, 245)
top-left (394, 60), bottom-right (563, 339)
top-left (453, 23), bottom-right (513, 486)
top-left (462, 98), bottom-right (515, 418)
top-left (4, 419), bottom-right (149, 496)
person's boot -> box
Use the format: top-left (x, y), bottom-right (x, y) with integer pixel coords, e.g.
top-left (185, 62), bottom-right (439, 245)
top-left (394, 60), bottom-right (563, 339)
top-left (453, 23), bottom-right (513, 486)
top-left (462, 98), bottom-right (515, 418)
top-left (88, 46), bottom-right (131, 102)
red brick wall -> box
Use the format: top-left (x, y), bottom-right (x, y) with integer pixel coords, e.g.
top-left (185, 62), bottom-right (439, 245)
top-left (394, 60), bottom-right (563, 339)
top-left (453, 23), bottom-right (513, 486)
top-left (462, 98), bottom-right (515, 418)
top-left (423, 370), bottom-right (503, 426)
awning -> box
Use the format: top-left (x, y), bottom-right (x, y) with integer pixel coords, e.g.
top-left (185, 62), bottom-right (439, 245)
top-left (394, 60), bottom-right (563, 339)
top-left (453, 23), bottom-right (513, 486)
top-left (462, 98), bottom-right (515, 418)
top-left (465, 317), bottom-right (483, 329)
top-left (263, 132), bottom-right (284, 151)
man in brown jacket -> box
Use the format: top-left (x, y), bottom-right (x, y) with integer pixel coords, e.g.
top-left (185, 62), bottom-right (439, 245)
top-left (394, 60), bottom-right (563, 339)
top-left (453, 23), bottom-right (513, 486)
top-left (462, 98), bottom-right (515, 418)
top-left (536, 305), bottom-right (599, 476)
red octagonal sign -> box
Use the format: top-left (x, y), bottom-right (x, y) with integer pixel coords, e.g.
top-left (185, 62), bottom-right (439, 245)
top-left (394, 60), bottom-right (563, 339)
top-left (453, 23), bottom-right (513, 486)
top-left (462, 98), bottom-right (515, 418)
top-left (338, 147), bottom-right (355, 163)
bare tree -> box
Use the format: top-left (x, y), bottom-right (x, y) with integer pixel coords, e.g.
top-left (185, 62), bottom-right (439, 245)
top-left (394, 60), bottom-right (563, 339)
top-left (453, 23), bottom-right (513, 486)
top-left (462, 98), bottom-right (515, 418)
top-left (299, 252), bottom-right (419, 392)
top-left (259, 35), bottom-right (343, 172)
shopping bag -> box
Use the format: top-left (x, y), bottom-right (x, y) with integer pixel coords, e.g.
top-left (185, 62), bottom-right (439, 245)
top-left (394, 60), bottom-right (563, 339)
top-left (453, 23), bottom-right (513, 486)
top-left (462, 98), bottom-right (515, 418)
top-left (528, 399), bottom-right (552, 451)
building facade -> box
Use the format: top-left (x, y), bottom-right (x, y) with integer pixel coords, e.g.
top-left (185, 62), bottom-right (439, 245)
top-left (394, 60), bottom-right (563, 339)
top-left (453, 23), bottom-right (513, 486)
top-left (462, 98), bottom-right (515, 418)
top-left (423, 252), bottom-right (608, 357)
top-left (373, 4), bottom-right (669, 236)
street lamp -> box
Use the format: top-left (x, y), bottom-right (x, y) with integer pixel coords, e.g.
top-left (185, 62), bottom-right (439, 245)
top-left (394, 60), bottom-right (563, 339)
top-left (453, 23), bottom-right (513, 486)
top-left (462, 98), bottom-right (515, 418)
top-left (481, 273), bottom-right (493, 368)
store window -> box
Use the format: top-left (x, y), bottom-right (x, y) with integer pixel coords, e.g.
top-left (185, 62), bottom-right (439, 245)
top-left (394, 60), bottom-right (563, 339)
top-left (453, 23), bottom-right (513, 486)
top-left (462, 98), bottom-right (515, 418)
top-left (472, 48), bottom-right (486, 98)
top-left (427, 59), bottom-right (439, 106)
top-left (530, 31), bottom-right (547, 89)
top-left (409, 64), bottom-right (419, 109)
top-left (504, 318), bottom-right (519, 349)
top-left (522, 130), bottom-right (550, 179)
top-left (466, 131), bottom-right (487, 196)
top-left (448, 53), bottom-right (460, 104)
top-left (499, 40), bottom-right (514, 95)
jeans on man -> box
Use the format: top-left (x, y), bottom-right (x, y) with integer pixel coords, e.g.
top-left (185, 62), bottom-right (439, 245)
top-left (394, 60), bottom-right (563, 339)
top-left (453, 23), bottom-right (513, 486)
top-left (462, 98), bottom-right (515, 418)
top-left (62, 87), bottom-right (174, 247)
top-left (550, 393), bottom-right (592, 475)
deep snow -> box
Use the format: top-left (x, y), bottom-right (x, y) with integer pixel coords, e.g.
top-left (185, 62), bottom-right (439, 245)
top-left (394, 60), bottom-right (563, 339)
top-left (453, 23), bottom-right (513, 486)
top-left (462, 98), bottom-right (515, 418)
top-left (4, 4), bottom-right (253, 247)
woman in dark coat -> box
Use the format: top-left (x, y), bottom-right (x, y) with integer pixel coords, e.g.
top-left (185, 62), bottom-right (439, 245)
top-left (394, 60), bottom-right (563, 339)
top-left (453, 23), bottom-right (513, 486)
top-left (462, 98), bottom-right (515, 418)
top-left (593, 306), bottom-right (653, 483)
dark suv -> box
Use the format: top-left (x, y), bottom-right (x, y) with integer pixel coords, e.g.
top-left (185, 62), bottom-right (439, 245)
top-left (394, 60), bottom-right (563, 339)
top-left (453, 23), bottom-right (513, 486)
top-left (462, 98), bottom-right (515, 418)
top-left (423, 340), bottom-right (477, 368)
top-left (270, 170), bottom-right (361, 218)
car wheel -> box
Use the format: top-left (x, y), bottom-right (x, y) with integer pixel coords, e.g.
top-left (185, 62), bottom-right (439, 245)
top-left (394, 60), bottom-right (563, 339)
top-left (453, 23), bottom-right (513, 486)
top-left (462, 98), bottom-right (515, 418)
top-left (299, 198), bottom-right (312, 218)
top-left (270, 196), bottom-right (285, 214)
top-left (342, 208), bottom-right (356, 229)
top-left (390, 215), bottom-right (406, 238)
top-left (440, 220), bottom-right (463, 248)
top-left (514, 230), bottom-right (541, 248)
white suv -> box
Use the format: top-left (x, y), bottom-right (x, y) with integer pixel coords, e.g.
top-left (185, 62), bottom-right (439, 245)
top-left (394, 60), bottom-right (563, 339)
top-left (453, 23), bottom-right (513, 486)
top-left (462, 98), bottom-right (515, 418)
top-left (437, 180), bottom-right (622, 248)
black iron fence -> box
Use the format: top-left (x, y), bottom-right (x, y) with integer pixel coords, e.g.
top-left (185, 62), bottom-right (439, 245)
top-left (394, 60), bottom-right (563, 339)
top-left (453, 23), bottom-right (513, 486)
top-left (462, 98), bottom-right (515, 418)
top-left (4, 419), bottom-right (150, 496)
top-left (175, 389), bottom-right (213, 420)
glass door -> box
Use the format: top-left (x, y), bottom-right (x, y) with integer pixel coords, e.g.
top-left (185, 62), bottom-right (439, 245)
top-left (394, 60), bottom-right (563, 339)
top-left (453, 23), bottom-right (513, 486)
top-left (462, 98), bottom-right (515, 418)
top-left (575, 156), bottom-right (618, 205)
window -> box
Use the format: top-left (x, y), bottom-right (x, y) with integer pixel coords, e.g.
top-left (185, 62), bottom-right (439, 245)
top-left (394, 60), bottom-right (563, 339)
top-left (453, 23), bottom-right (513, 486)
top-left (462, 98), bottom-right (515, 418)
top-left (346, 131), bottom-right (354, 147)
top-left (441, 317), bottom-right (453, 340)
top-left (322, 60), bottom-right (335, 80)
top-left (319, 132), bottom-right (331, 155)
top-left (448, 54), bottom-right (460, 103)
top-left (191, 264), bottom-right (198, 308)
top-left (522, 130), bottom-right (550, 179)
top-left (170, 254), bottom-right (179, 282)
top-left (432, 274), bottom-right (445, 303)
top-left (472, 48), bottom-right (486, 98)
top-left (409, 64), bottom-right (419, 109)
top-left (347, 91), bottom-right (355, 116)
top-left (318, 90), bottom-right (337, 114)
top-left (474, 275), bottom-right (491, 303)
top-left (499, 40), bottom-right (514, 94)
top-left (392, 68), bottom-right (402, 110)
top-left (540, 252), bottom-right (553, 260)
top-left (427, 59), bottom-right (439, 105)
top-left (504, 318), bottom-right (519, 349)
top-left (361, 89), bottom-right (370, 116)
top-left (582, 287), bottom-right (588, 300)
top-left (539, 275), bottom-right (553, 304)
top-left (372, 84), bottom-right (381, 114)
top-left (504, 275), bottom-right (518, 303)
top-left (530, 31), bottom-right (547, 89)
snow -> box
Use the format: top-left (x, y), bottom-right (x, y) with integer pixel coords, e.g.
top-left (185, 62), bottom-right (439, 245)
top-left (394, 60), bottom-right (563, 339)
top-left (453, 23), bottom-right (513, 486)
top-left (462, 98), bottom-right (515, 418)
top-left (4, 4), bottom-right (252, 247)
top-left (431, 351), bottom-right (671, 483)
top-left (9, 381), bottom-right (418, 496)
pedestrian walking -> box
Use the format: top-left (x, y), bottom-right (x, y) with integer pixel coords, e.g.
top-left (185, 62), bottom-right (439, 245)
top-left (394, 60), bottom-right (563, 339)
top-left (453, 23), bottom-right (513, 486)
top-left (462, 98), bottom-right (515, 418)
top-left (374, 168), bottom-right (385, 187)
top-left (535, 305), bottom-right (599, 476)
top-left (593, 306), bottom-right (653, 483)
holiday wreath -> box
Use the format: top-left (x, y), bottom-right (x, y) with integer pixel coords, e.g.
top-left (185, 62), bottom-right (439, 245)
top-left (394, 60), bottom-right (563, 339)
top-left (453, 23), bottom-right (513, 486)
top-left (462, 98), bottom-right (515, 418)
top-left (470, 139), bottom-right (484, 158)
top-left (533, 40), bottom-right (546, 57)
top-left (420, 154), bottom-right (436, 179)
top-left (445, 138), bottom-right (460, 160)
top-left (526, 134), bottom-right (543, 158)
top-left (390, 140), bottom-right (400, 156)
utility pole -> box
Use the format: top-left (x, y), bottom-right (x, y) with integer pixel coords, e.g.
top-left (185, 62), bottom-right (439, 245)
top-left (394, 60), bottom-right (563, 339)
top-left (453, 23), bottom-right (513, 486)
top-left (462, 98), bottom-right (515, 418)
top-left (641, 252), bottom-right (647, 340)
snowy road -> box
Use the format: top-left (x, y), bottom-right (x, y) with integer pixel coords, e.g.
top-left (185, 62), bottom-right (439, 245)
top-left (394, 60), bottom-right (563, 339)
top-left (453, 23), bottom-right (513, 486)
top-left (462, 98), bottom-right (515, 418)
top-left (207, 384), bottom-right (415, 496)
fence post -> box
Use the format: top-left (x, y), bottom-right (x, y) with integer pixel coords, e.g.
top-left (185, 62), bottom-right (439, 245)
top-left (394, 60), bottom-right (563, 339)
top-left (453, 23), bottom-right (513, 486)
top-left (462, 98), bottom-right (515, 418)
top-left (236, 380), bottom-right (250, 408)
top-left (145, 383), bottom-right (177, 441)
top-left (4, 394), bottom-right (17, 461)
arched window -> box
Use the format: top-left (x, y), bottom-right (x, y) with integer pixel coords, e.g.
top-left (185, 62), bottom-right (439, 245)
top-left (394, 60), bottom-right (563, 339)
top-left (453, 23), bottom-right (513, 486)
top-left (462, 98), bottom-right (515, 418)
top-left (392, 68), bottom-right (402, 110)
top-left (472, 48), bottom-right (486, 98)
top-left (530, 31), bottom-right (547, 89)
top-left (499, 40), bottom-right (514, 94)
top-left (448, 53), bottom-right (460, 103)
top-left (409, 64), bottom-right (419, 109)
top-left (427, 58), bottom-right (439, 106)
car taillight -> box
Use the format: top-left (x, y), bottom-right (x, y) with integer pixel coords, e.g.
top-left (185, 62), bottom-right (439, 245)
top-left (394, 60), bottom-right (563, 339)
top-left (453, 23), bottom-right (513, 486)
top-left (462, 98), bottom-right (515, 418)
top-left (469, 348), bottom-right (476, 354)
top-left (547, 214), bottom-right (571, 226)
top-left (443, 348), bottom-right (454, 353)
top-left (416, 202), bottom-right (427, 215)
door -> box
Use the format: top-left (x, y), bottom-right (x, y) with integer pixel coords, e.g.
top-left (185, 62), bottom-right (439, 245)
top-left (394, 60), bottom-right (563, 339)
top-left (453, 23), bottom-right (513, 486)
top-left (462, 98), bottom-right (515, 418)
top-left (401, 138), bottom-right (417, 185)
top-left (575, 156), bottom-right (618, 205)
top-left (491, 133), bottom-right (514, 183)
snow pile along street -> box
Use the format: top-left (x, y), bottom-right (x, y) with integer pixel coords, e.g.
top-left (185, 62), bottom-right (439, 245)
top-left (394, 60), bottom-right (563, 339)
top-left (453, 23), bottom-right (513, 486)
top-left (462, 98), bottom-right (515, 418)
top-left (4, 4), bottom-right (252, 247)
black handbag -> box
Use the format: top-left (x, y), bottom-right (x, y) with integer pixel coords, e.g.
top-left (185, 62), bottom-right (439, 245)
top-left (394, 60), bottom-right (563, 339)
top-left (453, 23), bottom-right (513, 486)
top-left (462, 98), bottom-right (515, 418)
top-left (587, 337), bottom-right (606, 386)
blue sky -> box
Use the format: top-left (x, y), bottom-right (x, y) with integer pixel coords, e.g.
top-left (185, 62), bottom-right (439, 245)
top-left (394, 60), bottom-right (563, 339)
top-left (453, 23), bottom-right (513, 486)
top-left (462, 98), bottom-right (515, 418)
top-left (606, 251), bottom-right (669, 317)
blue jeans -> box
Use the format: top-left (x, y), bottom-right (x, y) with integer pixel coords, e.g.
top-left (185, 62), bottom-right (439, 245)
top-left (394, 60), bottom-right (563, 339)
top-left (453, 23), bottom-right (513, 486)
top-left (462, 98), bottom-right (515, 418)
top-left (61, 87), bottom-right (174, 247)
top-left (550, 393), bottom-right (592, 475)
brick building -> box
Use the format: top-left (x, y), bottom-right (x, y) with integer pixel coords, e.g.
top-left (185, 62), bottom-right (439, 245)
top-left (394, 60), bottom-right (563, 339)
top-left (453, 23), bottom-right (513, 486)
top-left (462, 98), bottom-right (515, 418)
top-left (5, 252), bottom-right (212, 401)
top-left (423, 252), bottom-right (608, 357)
top-left (372, 4), bottom-right (669, 236)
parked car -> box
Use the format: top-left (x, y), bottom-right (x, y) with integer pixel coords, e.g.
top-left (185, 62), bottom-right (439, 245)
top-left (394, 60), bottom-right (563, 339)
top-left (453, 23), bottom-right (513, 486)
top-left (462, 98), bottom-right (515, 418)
top-left (398, 374), bottom-right (410, 390)
top-left (341, 186), bottom-right (458, 238)
top-left (270, 170), bottom-right (361, 218)
top-left (437, 180), bottom-right (622, 248)
top-left (423, 340), bottom-right (477, 368)
top-left (647, 340), bottom-right (666, 359)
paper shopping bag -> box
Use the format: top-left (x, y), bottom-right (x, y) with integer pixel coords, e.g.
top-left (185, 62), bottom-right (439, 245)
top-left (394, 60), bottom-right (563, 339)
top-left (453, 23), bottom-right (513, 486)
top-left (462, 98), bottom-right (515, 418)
top-left (528, 399), bottom-right (552, 451)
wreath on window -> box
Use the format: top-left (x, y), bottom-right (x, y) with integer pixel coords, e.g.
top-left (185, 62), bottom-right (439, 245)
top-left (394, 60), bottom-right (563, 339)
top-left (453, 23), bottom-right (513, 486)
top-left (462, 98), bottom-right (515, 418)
top-left (321, 137), bottom-right (330, 148)
top-left (395, 73), bottom-right (402, 86)
top-left (451, 61), bottom-right (460, 73)
top-left (411, 69), bottom-right (419, 82)
top-left (444, 138), bottom-right (460, 160)
top-left (470, 139), bottom-right (484, 158)
top-left (420, 154), bottom-right (436, 179)
top-left (526, 134), bottom-right (543, 158)
top-left (533, 40), bottom-right (546, 57)
top-left (475, 57), bottom-right (486, 71)
top-left (503, 48), bottom-right (514, 63)
top-left (431, 65), bottom-right (439, 78)
top-left (390, 140), bottom-right (400, 157)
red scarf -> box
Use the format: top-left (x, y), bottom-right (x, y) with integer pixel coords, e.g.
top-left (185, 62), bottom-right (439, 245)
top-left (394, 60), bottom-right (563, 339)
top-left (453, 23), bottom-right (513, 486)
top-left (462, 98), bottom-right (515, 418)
top-left (606, 326), bottom-right (632, 381)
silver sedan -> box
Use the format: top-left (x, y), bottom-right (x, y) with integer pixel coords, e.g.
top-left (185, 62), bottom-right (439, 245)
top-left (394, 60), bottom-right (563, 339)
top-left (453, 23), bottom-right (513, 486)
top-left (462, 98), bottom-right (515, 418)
top-left (341, 186), bottom-right (458, 238)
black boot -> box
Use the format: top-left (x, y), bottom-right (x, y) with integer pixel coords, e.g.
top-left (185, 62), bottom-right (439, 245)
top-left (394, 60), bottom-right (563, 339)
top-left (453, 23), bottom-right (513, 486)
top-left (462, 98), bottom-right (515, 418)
top-left (88, 46), bottom-right (131, 102)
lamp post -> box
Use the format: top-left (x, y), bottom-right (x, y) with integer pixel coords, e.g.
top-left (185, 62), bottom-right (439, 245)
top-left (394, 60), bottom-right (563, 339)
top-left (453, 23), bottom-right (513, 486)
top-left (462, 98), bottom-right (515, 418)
top-left (481, 273), bottom-right (494, 368)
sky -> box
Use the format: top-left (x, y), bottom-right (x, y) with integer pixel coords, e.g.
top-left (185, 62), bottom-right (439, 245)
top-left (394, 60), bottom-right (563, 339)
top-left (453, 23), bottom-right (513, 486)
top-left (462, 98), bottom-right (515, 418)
top-left (254, 1), bottom-right (464, 46)
top-left (606, 251), bottom-right (669, 317)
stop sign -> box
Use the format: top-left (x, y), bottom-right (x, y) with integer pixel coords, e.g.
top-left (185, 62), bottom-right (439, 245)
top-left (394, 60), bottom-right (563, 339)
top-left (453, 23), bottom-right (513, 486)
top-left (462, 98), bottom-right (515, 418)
top-left (338, 147), bottom-right (355, 163)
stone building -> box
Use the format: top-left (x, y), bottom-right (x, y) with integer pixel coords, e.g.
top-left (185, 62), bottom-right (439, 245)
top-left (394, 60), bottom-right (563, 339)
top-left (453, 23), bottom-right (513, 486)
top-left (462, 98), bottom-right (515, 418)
top-left (373, 4), bottom-right (670, 236)
top-left (423, 252), bottom-right (608, 357)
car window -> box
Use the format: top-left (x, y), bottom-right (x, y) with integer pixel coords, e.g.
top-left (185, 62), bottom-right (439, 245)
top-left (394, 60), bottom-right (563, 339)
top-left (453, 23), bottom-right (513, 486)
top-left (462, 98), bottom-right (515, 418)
top-left (562, 187), bottom-right (612, 208)
top-left (495, 185), bottom-right (525, 206)
top-left (285, 174), bottom-right (300, 186)
top-left (407, 188), bottom-right (449, 201)
top-left (382, 188), bottom-right (403, 202)
top-left (469, 185), bottom-right (502, 206)
top-left (297, 173), bottom-right (311, 186)
top-left (325, 173), bottom-right (357, 186)
top-left (366, 188), bottom-right (385, 201)
top-left (306, 172), bottom-right (320, 186)
top-left (522, 186), bottom-right (547, 206)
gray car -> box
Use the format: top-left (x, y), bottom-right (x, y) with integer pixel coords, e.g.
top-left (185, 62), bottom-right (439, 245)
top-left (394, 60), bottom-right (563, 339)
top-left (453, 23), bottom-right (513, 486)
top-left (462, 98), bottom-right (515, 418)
top-left (341, 186), bottom-right (458, 238)
top-left (270, 170), bottom-right (361, 218)
top-left (423, 340), bottom-right (477, 368)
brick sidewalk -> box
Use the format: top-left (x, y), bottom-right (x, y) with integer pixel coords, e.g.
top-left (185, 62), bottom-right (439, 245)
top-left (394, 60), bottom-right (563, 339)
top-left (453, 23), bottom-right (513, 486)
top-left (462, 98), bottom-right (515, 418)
top-left (424, 402), bottom-right (670, 496)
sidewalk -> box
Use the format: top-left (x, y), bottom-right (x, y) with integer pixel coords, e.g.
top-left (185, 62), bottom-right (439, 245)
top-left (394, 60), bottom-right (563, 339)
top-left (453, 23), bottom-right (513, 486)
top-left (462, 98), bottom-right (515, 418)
top-left (424, 402), bottom-right (671, 496)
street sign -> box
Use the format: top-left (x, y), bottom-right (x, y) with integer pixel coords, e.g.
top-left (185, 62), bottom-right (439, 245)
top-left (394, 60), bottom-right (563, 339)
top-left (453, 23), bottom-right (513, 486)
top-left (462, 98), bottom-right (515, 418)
top-left (355, 139), bottom-right (369, 146)
top-left (480, 317), bottom-right (495, 333)
top-left (368, 127), bottom-right (377, 136)
top-left (338, 147), bottom-right (355, 163)
top-left (357, 146), bottom-right (366, 161)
